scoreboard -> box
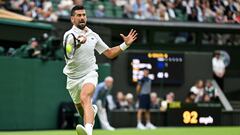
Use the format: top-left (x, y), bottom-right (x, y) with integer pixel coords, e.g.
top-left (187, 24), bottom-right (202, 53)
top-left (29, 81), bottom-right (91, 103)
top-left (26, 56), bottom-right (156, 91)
top-left (128, 52), bottom-right (184, 85)
top-left (167, 102), bottom-right (221, 126)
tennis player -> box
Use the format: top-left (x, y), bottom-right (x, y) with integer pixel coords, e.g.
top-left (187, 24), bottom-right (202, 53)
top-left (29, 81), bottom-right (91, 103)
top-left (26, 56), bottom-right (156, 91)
top-left (63, 5), bottom-right (137, 135)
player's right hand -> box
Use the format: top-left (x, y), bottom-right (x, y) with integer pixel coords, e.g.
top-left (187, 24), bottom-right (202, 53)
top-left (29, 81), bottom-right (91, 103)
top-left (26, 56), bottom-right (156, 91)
top-left (78, 35), bottom-right (87, 44)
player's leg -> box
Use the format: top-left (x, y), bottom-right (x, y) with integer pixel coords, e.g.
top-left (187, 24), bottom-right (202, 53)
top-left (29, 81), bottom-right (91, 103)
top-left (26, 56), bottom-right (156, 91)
top-left (75, 104), bottom-right (84, 121)
top-left (80, 83), bottom-right (95, 125)
top-left (75, 101), bottom-right (97, 135)
top-left (66, 78), bottom-right (88, 135)
top-left (80, 81), bottom-right (98, 135)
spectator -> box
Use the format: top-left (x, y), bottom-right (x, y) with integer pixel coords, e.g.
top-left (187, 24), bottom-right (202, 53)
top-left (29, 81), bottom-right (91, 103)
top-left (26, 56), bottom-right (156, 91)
top-left (224, 0), bottom-right (238, 15)
top-left (134, 9), bottom-right (146, 19)
top-left (205, 80), bottom-right (218, 101)
top-left (188, 8), bottom-right (198, 22)
top-left (156, 5), bottom-right (169, 21)
top-left (182, 0), bottom-right (194, 16)
top-left (202, 94), bottom-right (211, 102)
top-left (215, 8), bottom-right (226, 23)
top-left (212, 51), bottom-right (226, 90)
top-left (175, 0), bottom-right (187, 14)
top-left (123, 1), bottom-right (134, 18)
top-left (202, 1), bottom-right (216, 22)
top-left (145, 0), bottom-right (156, 20)
top-left (115, 91), bottom-right (128, 110)
top-left (73, 0), bottom-right (83, 5)
top-left (153, 0), bottom-right (162, 9)
top-left (0, 46), bottom-right (4, 56)
top-left (150, 92), bottom-right (160, 109)
top-left (224, 10), bottom-right (235, 23)
top-left (185, 92), bottom-right (197, 103)
top-left (57, 0), bottom-right (73, 17)
top-left (106, 94), bottom-right (117, 111)
top-left (132, 0), bottom-right (147, 17)
top-left (193, 0), bottom-right (203, 22)
top-left (190, 80), bottom-right (204, 103)
top-left (160, 92), bottom-right (175, 111)
top-left (93, 76), bottom-right (115, 131)
top-left (112, 0), bottom-right (128, 7)
top-left (166, 1), bottom-right (176, 20)
top-left (42, 0), bottom-right (53, 12)
top-left (7, 47), bottom-right (16, 56)
top-left (210, 0), bottom-right (224, 12)
top-left (235, 0), bottom-right (240, 11)
top-left (234, 11), bottom-right (240, 23)
top-left (16, 37), bottom-right (41, 58)
top-left (125, 93), bottom-right (135, 110)
top-left (25, 1), bottom-right (38, 19)
top-left (166, 92), bottom-right (175, 103)
top-left (43, 7), bottom-right (58, 22)
top-left (19, 0), bottom-right (29, 14)
top-left (95, 4), bottom-right (105, 17)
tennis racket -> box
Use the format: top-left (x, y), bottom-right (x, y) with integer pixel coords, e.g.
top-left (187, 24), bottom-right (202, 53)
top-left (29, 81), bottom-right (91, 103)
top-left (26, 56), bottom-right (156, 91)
top-left (63, 33), bottom-right (85, 59)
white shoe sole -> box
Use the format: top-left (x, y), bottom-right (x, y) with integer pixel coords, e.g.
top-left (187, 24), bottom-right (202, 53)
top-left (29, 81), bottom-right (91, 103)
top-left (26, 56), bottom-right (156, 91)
top-left (76, 124), bottom-right (87, 135)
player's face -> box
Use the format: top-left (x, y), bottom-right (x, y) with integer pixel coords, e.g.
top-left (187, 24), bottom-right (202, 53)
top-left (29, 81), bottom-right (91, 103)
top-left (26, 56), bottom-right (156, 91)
top-left (71, 9), bottom-right (87, 30)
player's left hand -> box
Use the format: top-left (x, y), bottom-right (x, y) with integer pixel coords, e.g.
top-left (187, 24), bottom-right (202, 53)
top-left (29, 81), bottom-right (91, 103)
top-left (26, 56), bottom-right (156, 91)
top-left (120, 29), bottom-right (138, 46)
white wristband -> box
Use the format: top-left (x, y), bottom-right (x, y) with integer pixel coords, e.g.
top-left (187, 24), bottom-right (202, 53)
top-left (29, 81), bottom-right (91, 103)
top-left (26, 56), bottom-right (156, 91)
top-left (119, 42), bottom-right (129, 51)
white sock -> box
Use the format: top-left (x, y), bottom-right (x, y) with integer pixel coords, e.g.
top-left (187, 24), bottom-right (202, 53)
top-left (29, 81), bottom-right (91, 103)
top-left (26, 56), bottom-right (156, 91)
top-left (146, 121), bottom-right (151, 124)
top-left (85, 123), bottom-right (93, 135)
top-left (137, 120), bottom-right (142, 124)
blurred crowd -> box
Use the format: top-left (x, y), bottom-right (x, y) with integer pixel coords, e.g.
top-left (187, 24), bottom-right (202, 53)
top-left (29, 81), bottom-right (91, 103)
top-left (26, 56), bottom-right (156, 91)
top-left (185, 80), bottom-right (219, 103)
top-left (106, 91), bottom-right (176, 112)
top-left (101, 80), bottom-right (219, 112)
top-left (2, 0), bottom-right (240, 23)
top-left (121, 0), bottom-right (240, 23)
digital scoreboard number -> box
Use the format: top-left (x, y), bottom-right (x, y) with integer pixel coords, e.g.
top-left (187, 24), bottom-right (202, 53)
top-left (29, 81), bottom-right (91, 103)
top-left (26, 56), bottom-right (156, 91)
top-left (183, 111), bottom-right (199, 124)
top-left (128, 52), bottom-right (184, 85)
top-left (167, 103), bottom-right (221, 126)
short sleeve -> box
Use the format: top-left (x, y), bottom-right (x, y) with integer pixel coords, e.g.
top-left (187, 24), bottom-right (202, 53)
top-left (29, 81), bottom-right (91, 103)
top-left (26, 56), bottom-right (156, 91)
top-left (94, 33), bottom-right (109, 54)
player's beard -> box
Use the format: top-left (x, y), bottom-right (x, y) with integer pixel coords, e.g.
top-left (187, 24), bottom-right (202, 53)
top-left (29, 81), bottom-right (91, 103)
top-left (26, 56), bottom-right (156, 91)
top-left (77, 21), bottom-right (86, 30)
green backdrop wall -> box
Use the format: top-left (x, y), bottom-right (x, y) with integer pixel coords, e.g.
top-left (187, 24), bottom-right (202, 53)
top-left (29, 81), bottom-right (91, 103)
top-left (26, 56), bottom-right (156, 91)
top-left (0, 57), bottom-right (110, 130)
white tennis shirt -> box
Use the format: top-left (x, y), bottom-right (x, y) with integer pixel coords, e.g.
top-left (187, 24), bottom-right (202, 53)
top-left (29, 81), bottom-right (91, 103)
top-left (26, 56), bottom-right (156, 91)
top-left (63, 25), bottom-right (109, 78)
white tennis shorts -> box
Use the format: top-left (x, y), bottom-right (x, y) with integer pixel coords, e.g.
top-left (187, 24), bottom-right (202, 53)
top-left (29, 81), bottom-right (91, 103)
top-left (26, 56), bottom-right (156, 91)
top-left (66, 70), bottom-right (98, 104)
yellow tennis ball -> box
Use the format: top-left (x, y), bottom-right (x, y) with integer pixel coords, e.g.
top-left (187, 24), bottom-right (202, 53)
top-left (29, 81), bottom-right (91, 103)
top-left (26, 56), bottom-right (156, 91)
top-left (66, 44), bottom-right (73, 53)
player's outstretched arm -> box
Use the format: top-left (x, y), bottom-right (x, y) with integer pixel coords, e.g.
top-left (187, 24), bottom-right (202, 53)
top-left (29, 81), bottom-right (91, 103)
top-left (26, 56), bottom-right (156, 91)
top-left (103, 29), bottom-right (138, 59)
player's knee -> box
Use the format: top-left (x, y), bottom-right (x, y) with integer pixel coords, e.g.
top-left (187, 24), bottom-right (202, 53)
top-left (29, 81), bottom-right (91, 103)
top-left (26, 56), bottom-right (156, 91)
top-left (80, 92), bottom-right (90, 105)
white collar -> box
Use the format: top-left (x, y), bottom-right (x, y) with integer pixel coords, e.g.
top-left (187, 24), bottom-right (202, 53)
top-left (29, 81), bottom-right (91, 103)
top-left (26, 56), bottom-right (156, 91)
top-left (72, 25), bottom-right (92, 35)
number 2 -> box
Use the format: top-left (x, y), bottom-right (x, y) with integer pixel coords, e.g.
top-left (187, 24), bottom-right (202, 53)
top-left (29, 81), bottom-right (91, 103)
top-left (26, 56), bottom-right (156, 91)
top-left (183, 111), bottom-right (198, 124)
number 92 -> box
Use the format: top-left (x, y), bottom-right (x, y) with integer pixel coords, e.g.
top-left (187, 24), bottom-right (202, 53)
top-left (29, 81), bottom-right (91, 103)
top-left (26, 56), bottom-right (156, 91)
top-left (183, 111), bottom-right (198, 124)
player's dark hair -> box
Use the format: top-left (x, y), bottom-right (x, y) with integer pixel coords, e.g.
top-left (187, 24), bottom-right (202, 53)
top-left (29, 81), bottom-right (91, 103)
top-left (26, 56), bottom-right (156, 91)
top-left (71, 5), bottom-right (85, 16)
